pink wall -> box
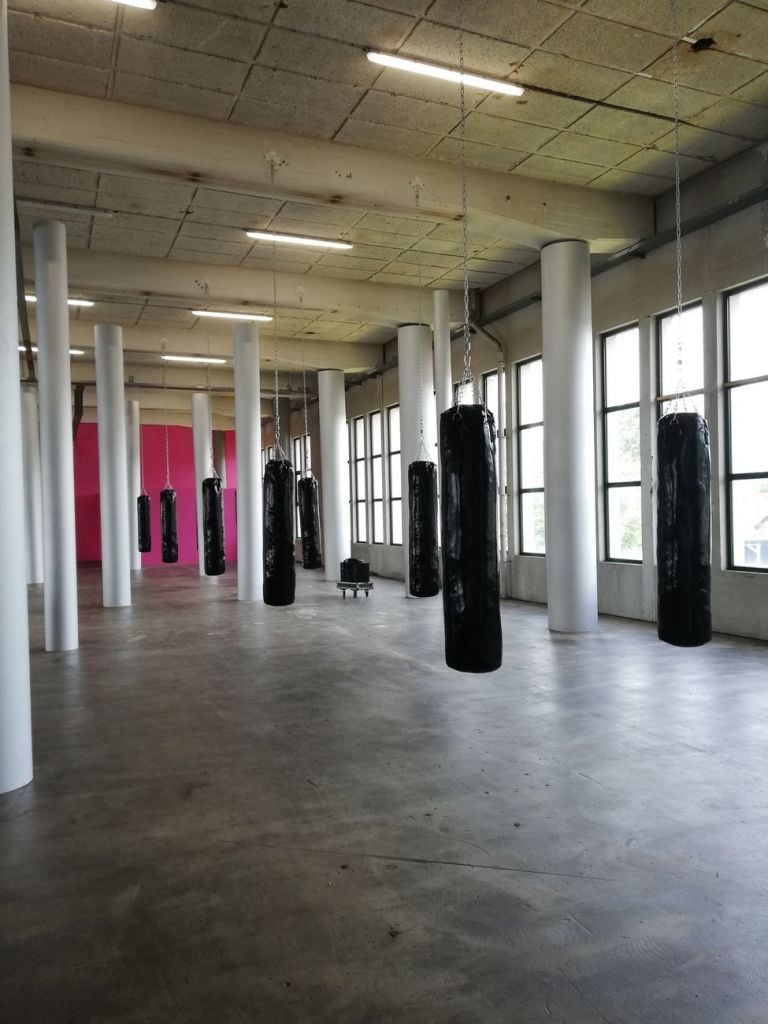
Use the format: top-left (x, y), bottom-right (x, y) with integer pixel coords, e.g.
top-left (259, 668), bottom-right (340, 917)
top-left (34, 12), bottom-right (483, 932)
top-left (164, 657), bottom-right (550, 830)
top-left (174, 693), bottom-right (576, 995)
top-left (74, 423), bottom-right (238, 567)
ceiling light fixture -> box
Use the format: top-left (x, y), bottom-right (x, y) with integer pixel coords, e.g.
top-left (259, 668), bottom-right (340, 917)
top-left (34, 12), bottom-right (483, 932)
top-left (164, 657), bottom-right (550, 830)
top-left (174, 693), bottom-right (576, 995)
top-left (162, 355), bottom-right (227, 366)
top-left (366, 51), bottom-right (525, 97)
top-left (25, 294), bottom-right (95, 308)
top-left (191, 309), bottom-right (272, 323)
top-left (18, 345), bottom-right (85, 356)
top-left (104, 0), bottom-right (157, 10)
top-left (246, 230), bottom-right (353, 251)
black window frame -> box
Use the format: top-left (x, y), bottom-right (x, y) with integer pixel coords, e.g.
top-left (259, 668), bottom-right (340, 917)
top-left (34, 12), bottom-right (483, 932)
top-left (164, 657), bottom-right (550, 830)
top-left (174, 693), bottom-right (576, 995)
top-left (369, 410), bottom-right (384, 545)
top-left (351, 415), bottom-right (367, 543)
top-left (516, 356), bottom-right (545, 557)
top-left (387, 404), bottom-right (402, 546)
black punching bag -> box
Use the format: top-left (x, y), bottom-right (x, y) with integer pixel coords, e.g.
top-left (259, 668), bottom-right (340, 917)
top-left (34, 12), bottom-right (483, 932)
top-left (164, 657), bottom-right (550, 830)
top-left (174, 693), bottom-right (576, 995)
top-left (657, 411), bottom-right (711, 647)
top-left (409, 461), bottom-right (439, 597)
top-left (137, 494), bottom-right (151, 554)
top-left (264, 459), bottom-right (296, 606)
top-left (202, 476), bottom-right (225, 576)
top-left (298, 475), bottom-right (322, 570)
top-left (440, 405), bottom-right (502, 673)
top-left (160, 488), bottom-right (178, 564)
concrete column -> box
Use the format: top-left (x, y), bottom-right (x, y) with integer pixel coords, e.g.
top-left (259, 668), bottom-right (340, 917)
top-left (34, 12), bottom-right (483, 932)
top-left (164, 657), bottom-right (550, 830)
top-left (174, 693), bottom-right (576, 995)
top-left (34, 220), bottom-right (79, 652)
top-left (541, 239), bottom-right (598, 633)
top-left (233, 323), bottom-right (262, 601)
top-left (433, 289), bottom-right (452, 419)
top-left (125, 398), bottom-right (141, 571)
top-left (0, 0), bottom-right (32, 793)
top-left (191, 392), bottom-right (212, 577)
top-left (398, 324), bottom-right (437, 593)
top-left (317, 369), bottom-right (350, 582)
top-left (212, 429), bottom-right (227, 485)
top-left (95, 325), bottom-right (131, 608)
top-left (21, 386), bottom-right (44, 585)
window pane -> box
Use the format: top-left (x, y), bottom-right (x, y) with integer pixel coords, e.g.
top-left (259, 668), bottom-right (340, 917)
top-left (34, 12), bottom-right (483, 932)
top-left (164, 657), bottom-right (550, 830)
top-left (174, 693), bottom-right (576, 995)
top-left (484, 371), bottom-right (499, 424)
top-left (606, 407), bottom-right (641, 483)
top-left (356, 460), bottom-right (367, 499)
top-left (521, 492), bottom-right (545, 554)
top-left (519, 359), bottom-right (543, 424)
top-left (607, 486), bottom-right (642, 561)
top-left (356, 503), bottom-right (367, 543)
top-left (660, 305), bottom-right (703, 395)
top-left (305, 435), bottom-right (312, 472)
top-left (730, 381), bottom-right (768, 475)
top-left (293, 437), bottom-right (301, 472)
top-left (520, 425), bottom-right (544, 489)
top-left (731, 478), bottom-right (768, 568)
top-left (388, 406), bottom-right (400, 452)
top-left (373, 501), bottom-right (384, 543)
top-left (391, 499), bottom-right (402, 544)
top-left (661, 393), bottom-right (706, 417)
top-left (390, 453), bottom-right (401, 499)
top-left (354, 417), bottom-right (365, 456)
top-left (728, 282), bottom-right (768, 382)
top-left (370, 411), bottom-right (382, 456)
top-left (372, 456), bottom-right (383, 499)
top-left (605, 326), bottom-right (640, 406)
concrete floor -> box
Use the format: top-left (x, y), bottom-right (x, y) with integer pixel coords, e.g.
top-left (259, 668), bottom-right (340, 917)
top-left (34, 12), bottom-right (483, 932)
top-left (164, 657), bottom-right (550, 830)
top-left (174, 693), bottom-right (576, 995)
top-left (1, 567), bottom-right (768, 1023)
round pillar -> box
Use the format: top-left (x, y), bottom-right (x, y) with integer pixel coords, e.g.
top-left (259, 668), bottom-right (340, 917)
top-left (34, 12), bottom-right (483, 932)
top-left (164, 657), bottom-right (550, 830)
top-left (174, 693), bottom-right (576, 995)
top-left (20, 385), bottom-right (44, 585)
top-left (233, 323), bottom-right (262, 601)
top-left (125, 398), bottom-right (141, 571)
top-left (317, 369), bottom-right (350, 582)
top-left (191, 392), bottom-right (212, 577)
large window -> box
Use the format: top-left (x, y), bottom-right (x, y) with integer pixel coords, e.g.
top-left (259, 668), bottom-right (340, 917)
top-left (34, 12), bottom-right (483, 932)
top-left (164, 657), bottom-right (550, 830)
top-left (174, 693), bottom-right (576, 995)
top-left (657, 304), bottom-right (705, 415)
top-left (387, 405), bottom-right (402, 545)
top-left (726, 281), bottom-right (768, 570)
top-left (351, 416), bottom-right (367, 542)
top-left (370, 411), bottom-right (384, 544)
top-left (517, 357), bottom-right (545, 555)
top-left (602, 325), bottom-right (642, 562)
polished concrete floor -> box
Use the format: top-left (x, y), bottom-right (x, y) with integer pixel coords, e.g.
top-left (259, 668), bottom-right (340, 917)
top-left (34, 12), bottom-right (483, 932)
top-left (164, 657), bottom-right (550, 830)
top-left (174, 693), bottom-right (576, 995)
top-left (2, 567), bottom-right (767, 1023)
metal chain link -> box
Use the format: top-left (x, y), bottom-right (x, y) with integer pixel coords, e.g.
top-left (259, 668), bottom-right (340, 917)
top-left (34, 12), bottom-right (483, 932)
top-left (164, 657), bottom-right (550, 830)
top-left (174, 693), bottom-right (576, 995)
top-left (161, 339), bottom-right (171, 489)
top-left (457, 17), bottom-right (475, 406)
top-left (299, 287), bottom-right (309, 475)
top-left (268, 155), bottom-right (285, 459)
top-left (412, 178), bottom-right (429, 461)
top-left (198, 278), bottom-right (216, 478)
top-left (670, 0), bottom-right (688, 413)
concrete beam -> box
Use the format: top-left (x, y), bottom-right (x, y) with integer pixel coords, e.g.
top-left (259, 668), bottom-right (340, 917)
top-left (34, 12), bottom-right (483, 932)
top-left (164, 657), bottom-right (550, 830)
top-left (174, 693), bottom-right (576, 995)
top-left (13, 85), bottom-right (652, 250)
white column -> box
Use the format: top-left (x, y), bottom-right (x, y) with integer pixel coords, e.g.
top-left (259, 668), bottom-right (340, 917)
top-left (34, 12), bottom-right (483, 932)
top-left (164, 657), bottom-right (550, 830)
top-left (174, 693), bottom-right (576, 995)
top-left (317, 369), bottom-right (350, 582)
top-left (95, 325), bottom-right (131, 608)
top-left (432, 289), bottom-right (452, 420)
top-left (191, 392), bottom-right (212, 577)
top-left (541, 239), bottom-right (598, 633)
top-left (0, 0), bottom-right (32, 793)
top-left (34, 220), bottom-right (79, 651)
top-left (398, 324), bottom-right (437, 593)
top-left (125, 398), bottom-right (141, 572)
top-left (233, 323), bottom-right (262, 601)
top-left (21, 385), bottom-right (44, 585)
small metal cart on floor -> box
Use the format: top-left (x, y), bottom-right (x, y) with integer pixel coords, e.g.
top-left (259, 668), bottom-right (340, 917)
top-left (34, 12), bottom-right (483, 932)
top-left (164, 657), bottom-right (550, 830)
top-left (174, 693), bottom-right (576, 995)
top-left (337, 558), bottom-right (374, 598)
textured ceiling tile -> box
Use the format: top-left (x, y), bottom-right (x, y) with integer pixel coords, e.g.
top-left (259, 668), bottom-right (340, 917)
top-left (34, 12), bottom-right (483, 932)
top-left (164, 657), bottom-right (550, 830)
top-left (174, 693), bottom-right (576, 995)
top-left (587, 168), bottom-right (669, 195)
top-left (90, 227), bottom-right (172, 258)
top-left (180, 0), bottom-right (274, 20)
top-left (428, 222), bottom-right (501, 245)
top-left (536, 130), bottom-right (638, 165)
top-left (458, 111), bottom-right (559, 152)
top-left (14, 182), bottom-right (96, 206)
top-left (241, 257), bottom-right (315, 274)
top-left (139, 306), bottom-right (193, 323)
top-left (334, 119), bottom-right (436, 157)
top-left (278, 204), bottom-right (362, 227)
top-left (408, 236), bottom-right (464, 257)
top-left (695, 3), bottom-right (768, 64)
top-left (732, 70), bottom-right (768, 105)
top-left (604, 77), bottom-right (720, 120)
top-left (241, 66), bottom-right (364, 116)
top-left (430, 135), bottom-right (528, 173)
top-left (111, 73), bottom-right (234, 119)
top-left (98, 175), bottom-right (195, 206)
top-left (371, 271), bottom-right (424, 285)
top-left (242, 245), bottom-right (321, 265)
top-left (383, 259), bottom-right (456, 278)
top-left (343, 242), bottom-right (404, 260)
top-left (257, 29), bottom-right (378, 88)
top-left (402, 21), bottom-right (530, 78)
top-left (581, 0), bottom-right (729, 35)
top-left (169, 236), bottom-right (250, 258)
top-left (267, 218), bottom-right (355, 239)
top-left (117, 36), bottom-right (247, 93)
top-left (654, 123), bottom-right (752, 160)
top-left (275, 0), bottom-right (415, 48)
top-left (192, 190), bottom-right (280, 216)
top-left (691, 97), bottom-right (768, 138)
top-left (9, 0), bottom-right (117, 28)
top-left (343, 227), bottom-right (416, 245)
top-left (186, 207), bottom-right (269, 230)
top-left (542, 13), bottom-right (671, 72)
top-left (426, 0), bottom-right (573, 47)
top-left (364, 0), bottom-right (432, 11)
top-left (9, 11), bottom-right (112, 64)
top-left (644, 45), bottom-right (763, 93)
top-left (566, 107), bottom-right (670, 146)
top-left (229, 97), bottom-right (347, 140)
top-left (512, 153), bottom-right (604, 184)
top-left (477, 89), bottom-right (592, 129)
top-left (77, 303), bottom-right (142, 323)
top-left (437, 268), bottom-right (506, 286)
top-left (167, 249), bottom-right (243, 266)
top-left (121, 5), bottom-right (266, 61)
top-left (15, 161), bottom-right (97, 191)
top-left (109, 211), bottom-right (179, 235)
top-left (306, 265), bottom-right (374, 281)
top-left (351, 91), bottom-right (461, 134)
top-left (467, 257), bottom-right (523, 274)
top-left (618, 148), bottom-right (712, 180)
top-left (9, 51), bottom-right (108, 96)
top-left (388, 248), bottom-right (458, 269)
top-left (370, 66), bottom-right (485, 108)
top-left (357, 213), bottom-right (433, 236)
top-left (515, 50), bottom-right (631, 101)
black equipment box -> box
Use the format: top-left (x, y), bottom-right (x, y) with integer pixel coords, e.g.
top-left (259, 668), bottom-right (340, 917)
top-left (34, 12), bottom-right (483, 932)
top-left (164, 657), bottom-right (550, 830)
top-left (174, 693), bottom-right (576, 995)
top-left (340, 558), bottom-right (370, 584)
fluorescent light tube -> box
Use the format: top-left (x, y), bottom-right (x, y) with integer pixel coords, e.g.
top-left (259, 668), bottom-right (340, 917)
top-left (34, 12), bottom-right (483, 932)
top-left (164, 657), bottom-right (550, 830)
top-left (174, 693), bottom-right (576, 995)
top-left (19, 346), bottom-right (85, 355)
top-left (162, 355), bottom-right (227, 365)
top-left (246, 230), bottom-right (353, 250)
top-left (104, 0), bottom-right (158, 10)
top-left (25, 294), bottom-right (95, 307)
top-left (367, 51), bottom-right (525, 97)
top-left (191, 310), bottom-right (272, 323)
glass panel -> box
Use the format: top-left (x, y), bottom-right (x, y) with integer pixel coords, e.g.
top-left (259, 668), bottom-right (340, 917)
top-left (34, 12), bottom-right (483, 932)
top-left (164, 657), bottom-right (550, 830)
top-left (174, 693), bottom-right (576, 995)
top-left (391, 499), bottom-right (402, 544)
top-left (356, 460), bottom-right (367, 499)
top-left (388, 406), bottom-right (400, 452)
top-left (521, 492), bottom-right (546, 554)
top-left (660, 393), bottom-right (706, 417)
top-left (660, 305), bottom-right (704, 396)
top-left (728, 282), bottom-right (768, 382)
top-left (520, 425), bottom-right (544, 489)
top-left (730, 381), bottom-right (768, 475)
top-left (354, 417), bottom-right (365, 457)
top-left (604, 326), bottom-right (640, 407)
top-left (373, 501), bottom-right (384, 543)
top-left (606, 407), bottom-right (641, 483)
top-left (370, 411), bottom-right (382, 456)
top-left (372, 456), bottom-right (383, 499)
top-left (293, 437), bottom-right (301, 472)
top-left (607, 486), bottom-right (642, 561)
top-left (356, 503), bottom-right (367, 543)
top-left (390, 453), bottom-right (401, 499)
top-left (519, 358), bottom-right (543, 425)
top-left (305, 435), bottom-right (312, 472)
top-left (731, 478), bottom-right (768, 569)
top-left (484, 371), bottom-right (499, 424)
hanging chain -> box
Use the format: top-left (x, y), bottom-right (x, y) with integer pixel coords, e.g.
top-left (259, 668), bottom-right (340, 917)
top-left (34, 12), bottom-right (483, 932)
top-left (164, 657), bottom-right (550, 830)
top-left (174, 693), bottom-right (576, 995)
top-left (161, 339), bottom-right (171, 489)
top-left (139, 418), bottom-right (146, 496)
top-left (268, 154), bottom-right (285, 460)
top-left (412, 179), bottom-right (429, 461)
top-left (457, 13), bottom-right (474, 406)
top-left (299, 287), bottom-right (309, 475)
top-left (200, 279), bottom-right (217, 477)
top-left (671, 0), bottom-right (688, 413)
